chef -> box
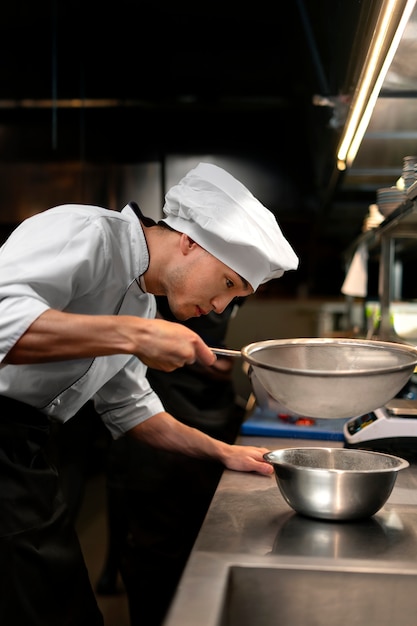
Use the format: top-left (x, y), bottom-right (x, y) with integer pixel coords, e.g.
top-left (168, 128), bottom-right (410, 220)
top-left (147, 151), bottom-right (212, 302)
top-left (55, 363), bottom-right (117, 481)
top-left (0, 162), bottom-right (298, 625)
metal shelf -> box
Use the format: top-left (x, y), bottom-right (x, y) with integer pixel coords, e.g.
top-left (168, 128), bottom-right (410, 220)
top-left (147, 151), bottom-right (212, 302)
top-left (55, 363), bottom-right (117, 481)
top-left (344, 192), bottom-right (417, 341)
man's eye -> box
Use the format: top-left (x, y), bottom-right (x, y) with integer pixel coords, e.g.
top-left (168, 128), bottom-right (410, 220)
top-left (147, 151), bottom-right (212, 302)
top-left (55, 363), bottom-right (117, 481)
top-left (226, 279), bottom-right (234, 288)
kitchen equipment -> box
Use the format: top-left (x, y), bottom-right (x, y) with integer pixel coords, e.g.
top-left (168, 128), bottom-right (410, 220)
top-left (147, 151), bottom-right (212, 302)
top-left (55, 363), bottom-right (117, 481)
top-left (362, 203), bottom-right (385, 231)
top-left (344, 398), bottom-right (417, 457)
top-left (263, 447), bottom-right (409, 521)
top-left (365, 301), bottom-right (417, 342)
top-left (242, 369), bottom-right (348, 439)
top-left (241, 406), bottom-right (348, 440)
top-left (376, 186), bottom-right (406, 217)
top-left (403, 155), bottom-right (417, 190)
top-left (213, 338), bottom-right (417, 419)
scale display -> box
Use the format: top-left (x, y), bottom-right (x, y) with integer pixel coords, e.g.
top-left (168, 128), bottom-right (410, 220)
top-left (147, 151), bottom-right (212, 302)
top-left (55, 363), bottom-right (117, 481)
top-left (344, 405), bottom-right (417, 459)
top-left (346, 412), bottom-right (379, 436)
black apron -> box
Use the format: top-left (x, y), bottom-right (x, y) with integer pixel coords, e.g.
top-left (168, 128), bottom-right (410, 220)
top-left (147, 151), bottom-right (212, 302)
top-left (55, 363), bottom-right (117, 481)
top-left (0, 396), bottom-right (103, 626)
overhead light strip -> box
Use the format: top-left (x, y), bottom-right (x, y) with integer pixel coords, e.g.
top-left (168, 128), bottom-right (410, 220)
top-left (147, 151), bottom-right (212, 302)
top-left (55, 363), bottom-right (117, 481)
top-left (337, 0), bottom-right (417, 171)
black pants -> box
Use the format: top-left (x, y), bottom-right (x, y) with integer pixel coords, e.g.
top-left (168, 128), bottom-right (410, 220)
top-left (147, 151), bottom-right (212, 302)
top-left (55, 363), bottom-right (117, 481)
top-left (103, 440), bottom-right (226, 626)
top-left (99, 365), bottom-right (244, 626)
top-left (0, 396), bottom-right (103, 626)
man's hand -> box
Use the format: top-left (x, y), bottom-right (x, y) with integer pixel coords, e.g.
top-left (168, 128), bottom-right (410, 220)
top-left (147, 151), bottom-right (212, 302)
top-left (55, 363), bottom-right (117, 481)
top-left (127, 317), bottom-right (217, 371)
top-left (220, 444), bottom-right (274, 476)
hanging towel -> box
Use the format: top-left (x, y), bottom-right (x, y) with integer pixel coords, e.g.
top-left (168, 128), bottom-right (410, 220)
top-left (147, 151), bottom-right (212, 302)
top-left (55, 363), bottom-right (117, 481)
top-left (341, 243), bottom-right (368, 297)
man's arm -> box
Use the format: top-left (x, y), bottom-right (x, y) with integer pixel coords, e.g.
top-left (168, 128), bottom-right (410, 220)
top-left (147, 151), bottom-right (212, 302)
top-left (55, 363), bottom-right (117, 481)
top-left (129, 411), bottom-right (274, 476)
top-left (4, 309), bottom-right (216, 370)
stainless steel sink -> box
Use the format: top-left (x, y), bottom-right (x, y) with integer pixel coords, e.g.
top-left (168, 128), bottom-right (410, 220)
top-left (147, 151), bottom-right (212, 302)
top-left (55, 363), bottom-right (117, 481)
top-left (164, 552), bottom-right (417, 626)
top-left (220, 564), bottom-right (417, 626)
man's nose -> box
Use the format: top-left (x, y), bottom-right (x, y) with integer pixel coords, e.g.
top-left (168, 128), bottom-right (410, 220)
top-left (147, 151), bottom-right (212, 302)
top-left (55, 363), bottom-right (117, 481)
top-left (211, 295), bottom-right (233, 314)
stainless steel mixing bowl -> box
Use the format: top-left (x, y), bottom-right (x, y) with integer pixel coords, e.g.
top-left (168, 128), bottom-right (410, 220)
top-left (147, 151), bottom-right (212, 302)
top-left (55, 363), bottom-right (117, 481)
top-left (241, 338), bottom-right (417, 419)
top-left (264, 447), bottom-right (409, 521)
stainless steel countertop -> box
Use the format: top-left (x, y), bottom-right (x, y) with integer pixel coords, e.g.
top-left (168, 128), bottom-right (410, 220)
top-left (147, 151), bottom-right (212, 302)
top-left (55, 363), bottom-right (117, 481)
top-left (163, 436), bottom-right (417, 626)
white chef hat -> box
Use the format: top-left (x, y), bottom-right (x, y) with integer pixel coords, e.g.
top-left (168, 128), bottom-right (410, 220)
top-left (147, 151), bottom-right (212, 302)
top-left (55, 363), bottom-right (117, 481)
top-left (161, 162), bottom-right (299, 291)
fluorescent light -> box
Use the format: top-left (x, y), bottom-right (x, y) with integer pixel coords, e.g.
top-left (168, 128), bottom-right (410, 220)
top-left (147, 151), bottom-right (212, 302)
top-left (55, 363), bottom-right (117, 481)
top-left (337, 0), bottom-right (417, 171)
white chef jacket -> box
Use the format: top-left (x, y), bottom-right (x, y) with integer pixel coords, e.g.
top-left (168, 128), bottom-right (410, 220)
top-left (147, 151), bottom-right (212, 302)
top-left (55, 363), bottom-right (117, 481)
top-left (0, 203), bottom-right (165, 438)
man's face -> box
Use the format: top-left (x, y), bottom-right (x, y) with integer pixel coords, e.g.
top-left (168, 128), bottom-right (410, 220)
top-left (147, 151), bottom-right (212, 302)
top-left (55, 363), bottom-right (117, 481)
top-left (164, 242), bottom-right (253, 321)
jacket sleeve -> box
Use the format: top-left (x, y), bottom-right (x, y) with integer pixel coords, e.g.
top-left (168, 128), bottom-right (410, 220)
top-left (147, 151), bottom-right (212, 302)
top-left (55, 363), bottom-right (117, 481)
top-left (0, 208), bottom-right (111, 361)
top-left (93, 355), bottom-right (166, 439)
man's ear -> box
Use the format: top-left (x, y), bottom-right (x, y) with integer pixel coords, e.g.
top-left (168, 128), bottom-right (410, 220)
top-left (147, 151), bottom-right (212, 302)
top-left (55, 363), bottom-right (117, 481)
top-left (179, 233), bottom-right (198, 254)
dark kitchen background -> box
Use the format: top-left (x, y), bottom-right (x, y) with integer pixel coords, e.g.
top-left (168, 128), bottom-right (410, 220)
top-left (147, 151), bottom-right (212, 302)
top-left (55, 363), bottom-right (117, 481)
top-left (0, 0), bottom-right (416, 301)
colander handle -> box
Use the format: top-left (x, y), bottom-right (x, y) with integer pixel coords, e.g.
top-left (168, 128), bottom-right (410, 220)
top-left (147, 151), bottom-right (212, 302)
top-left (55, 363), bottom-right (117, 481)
top-left (212, 348), bottom-right (242, 358)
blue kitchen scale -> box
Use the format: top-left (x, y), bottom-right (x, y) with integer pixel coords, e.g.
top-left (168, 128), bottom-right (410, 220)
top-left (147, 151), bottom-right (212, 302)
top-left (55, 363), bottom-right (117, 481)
top-left (344, 398), bottom-right (417, 458)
